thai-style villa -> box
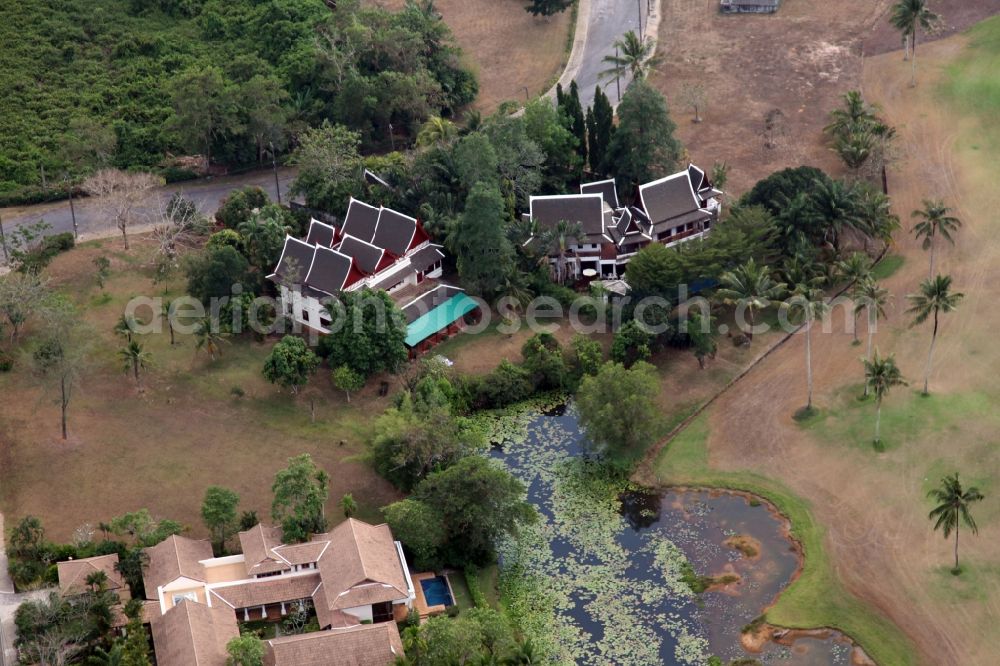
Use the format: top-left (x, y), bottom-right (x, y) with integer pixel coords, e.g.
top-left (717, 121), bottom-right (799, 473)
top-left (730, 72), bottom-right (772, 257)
top-left (524, 164), bottom-right (723, 280)
top-left (269, 198), bottom-right (478, 355)
top-left (56, 519), bottom-right (413, 666)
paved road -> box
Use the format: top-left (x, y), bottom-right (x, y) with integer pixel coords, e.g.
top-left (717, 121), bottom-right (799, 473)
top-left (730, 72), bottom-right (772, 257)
top-left (0, 167), bottom-right (297, 255)
top-left (570, 0), bottom-right (653, 109)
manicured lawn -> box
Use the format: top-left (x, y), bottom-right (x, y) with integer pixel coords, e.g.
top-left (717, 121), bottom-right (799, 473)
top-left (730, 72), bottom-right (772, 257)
top-left (942, 16), bottom-right (1000, 137)
top-left (652, 416), bottom-right (919, 666)
top-left (870, 253), bottom-right (904, 280)
top-left (448, 572), bottom-right (474, 612)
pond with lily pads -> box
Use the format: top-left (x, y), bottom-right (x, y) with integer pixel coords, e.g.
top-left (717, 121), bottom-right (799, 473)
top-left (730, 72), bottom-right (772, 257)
top-left (483, 402), bottom-right (857, 665)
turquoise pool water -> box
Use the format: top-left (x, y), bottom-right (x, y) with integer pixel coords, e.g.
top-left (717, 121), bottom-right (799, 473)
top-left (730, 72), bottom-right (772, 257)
top-left (420, 575), bottom-right (453, 607)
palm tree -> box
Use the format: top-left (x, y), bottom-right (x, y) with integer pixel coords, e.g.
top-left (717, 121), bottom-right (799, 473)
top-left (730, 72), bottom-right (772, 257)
top-left (119, 340), bottom-right (151, 389)
top-left (854, 278), bottom-right (891, 395)
top-left (114, 313), bottom-right (140, 343)
top-left (906, 274), bottom-right (963, 394)
top-left (786, 282), bottom-right (829, 412)
top-left (856, 185), bottom-right (900, 251)
top-left (714, 258), bottom-right (787, 342)
top-left (416, 116), bottom-right (457, 147)
top-left (599, 31), bottom-right (663, 83)
top-left (863, 350), bottom-right (906, 447)
top-left (832, 130), bottom-right (875, 176)
top-left (340, 493), bottom-right (357, 518)
top-left (890, 0), bottom-right (939, 86)
top-left (505, 638), bottom-right (539, 665)
top-left (912, 200), bottom-right (961, 279)
top-left (809, 178), bottom-right (864, 254)
top-left (194, 317), bottom-right (229, 360)
top-left (87, 643), bottom-right (124, 666)
top-left (85, 569), bottom-right (109, 592)
top-left (162, 298), bottom-right (176, 345)
top-left (823, 90), bottom-right (879, 137)
top-left (540, 220), bottom-right (584, 284)
top-left (928, 473), bottom-right (984, 574)
top-left (838, 252), bottom-right (873, 343)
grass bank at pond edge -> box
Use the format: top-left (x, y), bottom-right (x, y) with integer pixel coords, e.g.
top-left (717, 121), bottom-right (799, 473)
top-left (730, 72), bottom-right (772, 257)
top-left (650, 416), bottom-right (918, 666)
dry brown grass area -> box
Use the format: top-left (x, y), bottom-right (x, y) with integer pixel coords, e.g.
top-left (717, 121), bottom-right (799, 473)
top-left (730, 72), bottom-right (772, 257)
top-left (370, 0), bottom-right (572, 113)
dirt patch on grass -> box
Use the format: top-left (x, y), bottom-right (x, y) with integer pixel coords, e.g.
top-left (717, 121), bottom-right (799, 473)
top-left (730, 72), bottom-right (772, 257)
top-left (370, 0), bottom-right (573, 113)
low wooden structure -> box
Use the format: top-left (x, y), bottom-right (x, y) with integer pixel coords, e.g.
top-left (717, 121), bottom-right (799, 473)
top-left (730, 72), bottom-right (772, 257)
top-left (720, 0), bottom-right (780, 13)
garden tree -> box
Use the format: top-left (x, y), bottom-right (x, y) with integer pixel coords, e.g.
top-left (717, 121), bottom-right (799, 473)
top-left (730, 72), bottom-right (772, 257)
top-left (784, 283), bottom-right (829, 413)
top-left (678, 82), bottom-right (707, 123)
top-left (854, 278), bottom-right (891, 396)
top-left (480, 114), bottom-right (545, 205)
top-left (240, 74), bottom-right (290, 164)
top-left (521, 333), bottom-right (569, 391)
top-left (469, 359), bottom-right (535, 409)
top-left (226, 633), bottom-right (265, 666)
top-left (370, 390), bottom-right (485, 491)
top-left (0, 271), bottom-right (49, 344)
top-left (271, 453), bottom-right (330, 542)
top-left (928, 473), bottom-right (984, 574)
top-left (115, 313), bottom-right (141, 344)
top-left (93, 256), bottom-right (111, 290)
top-left (107, 509), bottom-right (183, 547)
top-left (808, 178), bottom-right (864, 255)
top-left (906, 274), bottom-right (963, 395)
top-left (332, 365), bottom-right (365, 402)
top-left (186, 245), bottom-right (252, 305)
top-left (740, 166), bottom-right (833, 216)
top-left (824, 90), bottom-right (880, 138)
top-left (289, 122), bottom-right (364, 216)
top-left (339, 494), bottom-right (357, 518)
top-left (239, 511), bottom-right (260, 531)
top-left (216, 187), bottom-right (270, 229)
top-left (524, 0), bottom-right (573, 17)
top-left (685, 310), bottom-right (717, 369)
top-left (400, 608), bottom-right (518, 665)
top-left (863, 350), bottom-right (906, 448)
top-left (167, 66), bottom-right (242, 167)
top-left (600, 31), bottom-right (663, 82)
top-left (453, 131), bottom-right (500, 193)
top-left (120, 599), bottom-right (151, 666)
top-left (152, 194), bottom-right (206, 288)
top-left (412, 456), bottom-right (536, 565)
top-left (603, 80), bottom-right (682, 192)
top-left (611, 320), bottom-right (653, 367)
top-left (162, 299), bottom-right (176, 346)
top-left (570, 333), bottom-right (604, 377)
top-left (201, 486), bottom-right (241, 555)
top-left (9, 516), bottom-right (45, 561)
top-left (837, 252), bottom-right (873, 342)
top-left (89, 643), bottom-right (125, 665)
top-left (318, 289), bottom-right (408, 378)
top-left (540, 220), bottom-right (584, 284)
top-left (31, 298), bottom-right (91, 440)
top-left (262, 336), bottom-right (320, 395)
top-left (382, 499), bottom-right (447, 570)
top-left (81, 169), bottom-right (162, 250)
top-left (450, 183), bottom-right (515, 297)
top-left (912, 200), bottom-right (961, 279)
top-left (711, 162), bottom-right (730, 192)
top-left (119, 340), bottom-right (152, 390)
top-left (13, 592), bottom-right (94, 666)
top-left (715, 258), bottom-right (787, 342)
top-left (565, 81), bottom-right (587, 168)
top-left (237, 205), bottom-right (291, 275)
top-left (589, 86), bottom-right (615, 176)
top-left (115, 549), bottom-right (151, 597)
top-left (416, 116), bottom-right (457, 147)
top-left (832, 130), bottom-right (874, 176)
top-left (194, 318), bottom-right (229, 360)
top-left (577, 361), bottom-right (660, 471)
top-left (890, 0), bottom-right (939, 85)
top-left (523, 98), bottom-right (581, 191)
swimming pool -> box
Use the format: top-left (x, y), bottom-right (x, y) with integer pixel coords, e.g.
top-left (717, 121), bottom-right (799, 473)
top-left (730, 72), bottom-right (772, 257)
top-left (419, 575), bottom-right (453, 607)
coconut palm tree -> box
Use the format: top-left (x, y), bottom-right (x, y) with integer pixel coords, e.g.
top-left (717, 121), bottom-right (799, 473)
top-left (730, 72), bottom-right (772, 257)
top-left (599, 31), bottom-right (663, 83)
top-left (928, 473), bottom-right (984, 574)
top-left (114, 313), bottom-right (140, 343)
top-left (540, 220), bottom-right (584, 284)
top-left (715, 258), bottom-right (787, 342)
top-left (854, 278), bottom-right (891, 395)
top-left (416, 116), bottom-right (457, 147)
top-left (856, 185), bottom-right (900, 251)
top-left (912, 200), bottom-right (961, 279)
top-left (823, 90), bottom-right (880, 138)
top-left (194, 317), bottom-right (229, 361)
top-left (785, 282), bottom-right (829, 412)
top-left (505, 639), bottom-right (539, 665)
top-left (119, 340), bottom-right (151, 389)
top-left (838, 252), bottom-right (873, 343)
top-left (890, 0), bottom-right (939, 86)
top-left (809, 178), bottom-right (864, 255)
top-left (832, 130), bottom-right (875, 176)
top-left (340, 493), bottom-right (357, 518)
top-left (863, 350), bottom-right (906, 447)
top-left (906, 274), bottom-right (963, 394)
top-left (85, 569), bottom-right (109, 592)
top-left (162, 298), bottom-right (176, 346)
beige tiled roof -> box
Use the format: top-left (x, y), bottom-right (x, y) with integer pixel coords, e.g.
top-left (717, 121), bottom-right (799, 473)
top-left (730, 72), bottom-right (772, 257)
top-left (263, 624), bottom-right (404, 666)
top-left (150, 600), bottom-right (238, 666)
top-left (57, 554), bottom-right (126, 596)
top-left (274, 539), bottom-right (328, 566)
top-left (311, 584), bottom-right (361, 629)
top-left (142, 535), bottom-right (213, 597)
top-left (111, 600), bottom-right (160, 628)
top-left (239, 524), bottom-right (289, 577)
top-left (209, 573), bottom-right (321, 610)
top-left (316, 520), bottom-right (409, 611)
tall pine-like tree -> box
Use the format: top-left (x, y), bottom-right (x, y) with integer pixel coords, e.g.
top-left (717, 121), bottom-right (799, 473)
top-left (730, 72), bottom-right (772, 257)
top-left (525, 0), bottom-right (574, 16)
top-left (585, 107), bottom-right (598, 176)
top-left (567, 81), bottom-right (587, 168)
top-left (451, 183), bottom-right (516, 297)
top-left (604, 80), bottom-right (682, 194)
top-left (591, 86), bottom-right (615, 176)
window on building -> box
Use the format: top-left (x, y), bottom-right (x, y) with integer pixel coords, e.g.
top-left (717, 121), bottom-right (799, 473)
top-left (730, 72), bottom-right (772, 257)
top-left (172, 591), bottom-right (198, 605)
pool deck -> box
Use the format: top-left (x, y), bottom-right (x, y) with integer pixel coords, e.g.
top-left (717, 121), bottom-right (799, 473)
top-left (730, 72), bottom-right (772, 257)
top-left (411, 571), bottom-right (456, 619)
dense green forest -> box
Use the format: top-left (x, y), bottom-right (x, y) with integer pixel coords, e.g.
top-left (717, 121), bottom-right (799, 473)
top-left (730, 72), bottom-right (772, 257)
top-left (0, 0), bottom-right (476, 200)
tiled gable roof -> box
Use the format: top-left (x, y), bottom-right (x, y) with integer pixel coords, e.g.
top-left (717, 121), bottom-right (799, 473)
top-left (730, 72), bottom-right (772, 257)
top-left (529, 193), bottom-right (606, 243)
top-left (371, 208), bottom-right (418, 257)
top-left (264, 623), bottom-right (404, 666)
top-left (316, 519), bottom-right (409, 612)
top-left (269, 236), bottom-right (315, 285)
top-left (638, 170), bottom-right (704, 226)
top-left (305, 218), bottom-right (337, 247)
top-left (57, 554), bottom-right (126, 596)
top-left (580, 178), bottom-right (619, 209)
top-left (143, 535), bottom-right (213, 597)
top-left (239, 524), bottom-right (289, 577)
top-left (209, 573), bottom-right (321, 610)
top-left (150, 600), bottom-right (238, 666)
top-left (342, 199), bottom-right (380, 243)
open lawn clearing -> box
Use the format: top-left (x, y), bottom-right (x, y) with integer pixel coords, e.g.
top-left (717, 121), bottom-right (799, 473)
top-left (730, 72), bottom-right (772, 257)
top-left (0, 236), bottom-right (401, 541)
top-left (371, 0), bottom-right (574, 113)
top-left (645, 23), bottom-right (1000, 666)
